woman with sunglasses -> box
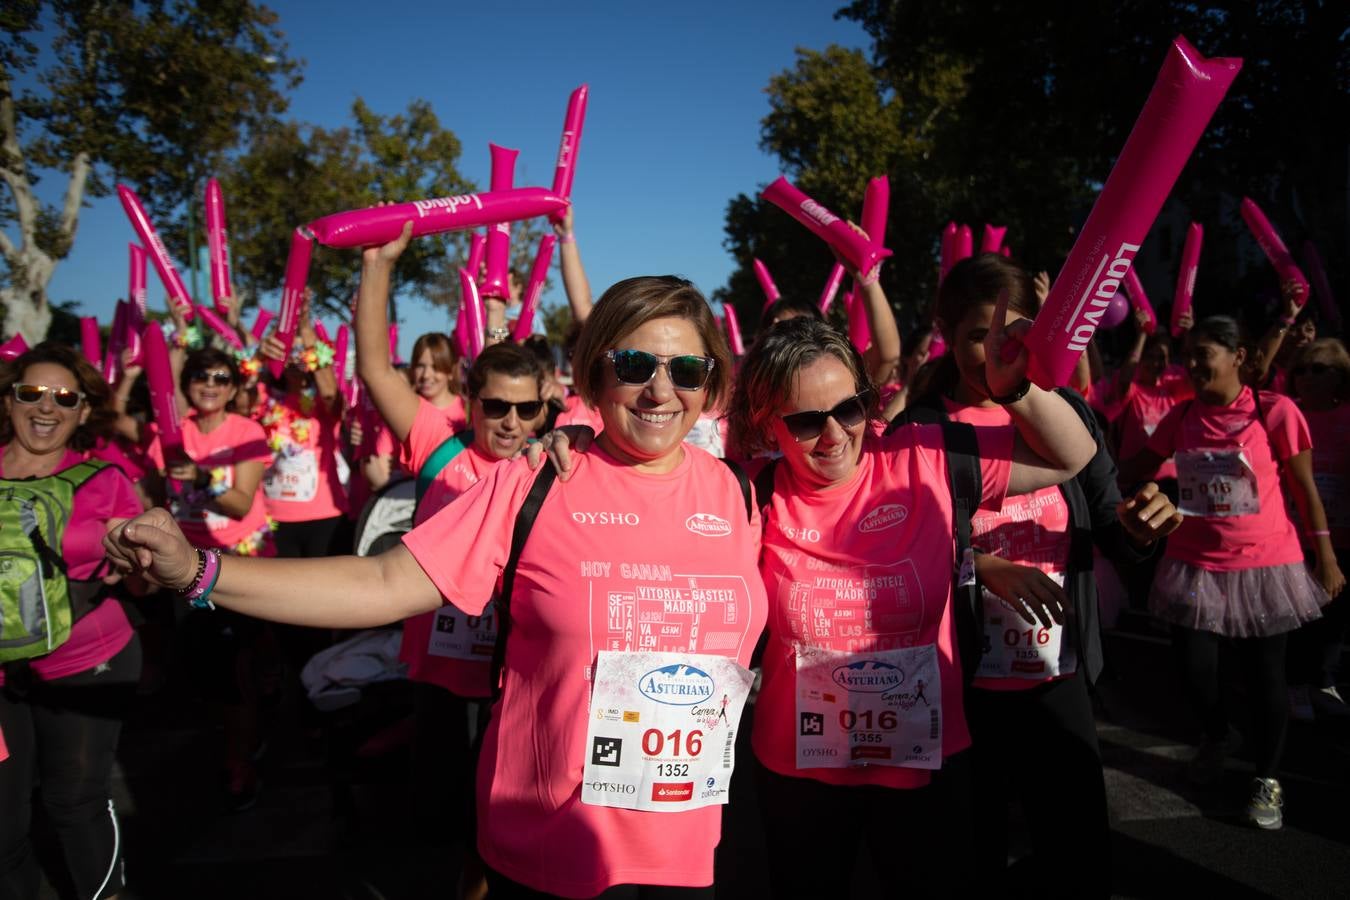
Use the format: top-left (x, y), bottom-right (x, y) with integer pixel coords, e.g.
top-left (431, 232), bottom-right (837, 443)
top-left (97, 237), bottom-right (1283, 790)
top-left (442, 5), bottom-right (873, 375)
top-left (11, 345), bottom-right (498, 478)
top-left (898, 255), bottom-right (1181, 896)
top-left (106, 267), bottom-right (766, 898)
top-left (0, 342), bottom-right (142, 900)
top-left (1122, 315), bottom-right (1343, 830)
top-left (1284, 339), bottom-right (1350, 720)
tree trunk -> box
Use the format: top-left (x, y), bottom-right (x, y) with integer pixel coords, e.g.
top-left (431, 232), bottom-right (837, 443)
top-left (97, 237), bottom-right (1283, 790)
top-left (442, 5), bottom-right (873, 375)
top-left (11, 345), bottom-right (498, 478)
top-left (0, 285), bottom-right (52, 344)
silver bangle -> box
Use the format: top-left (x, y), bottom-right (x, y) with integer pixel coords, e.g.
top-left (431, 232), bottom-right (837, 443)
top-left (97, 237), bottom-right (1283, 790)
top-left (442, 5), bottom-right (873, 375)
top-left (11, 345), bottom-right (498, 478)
top-left (486, 326), bottom-right (511, 340)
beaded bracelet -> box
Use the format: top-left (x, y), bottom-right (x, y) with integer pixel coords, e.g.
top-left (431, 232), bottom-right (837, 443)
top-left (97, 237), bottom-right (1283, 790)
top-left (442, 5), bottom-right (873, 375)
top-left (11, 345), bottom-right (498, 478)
top-left (179, 547), bottom-right (222, 610)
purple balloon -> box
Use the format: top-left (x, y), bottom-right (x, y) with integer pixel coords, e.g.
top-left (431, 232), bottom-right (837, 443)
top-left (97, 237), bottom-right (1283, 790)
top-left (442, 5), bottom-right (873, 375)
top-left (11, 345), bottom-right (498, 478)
top-left (1099, 292), bottom-right (1131, 329)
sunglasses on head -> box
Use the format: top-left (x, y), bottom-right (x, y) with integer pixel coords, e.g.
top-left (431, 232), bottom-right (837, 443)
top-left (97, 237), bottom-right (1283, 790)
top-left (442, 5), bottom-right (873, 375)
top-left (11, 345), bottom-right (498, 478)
top-left (479, 398), bottom-right (545, 420)
top-left (1292, 363), bottom-right (1332, 377)
top-left (12, 383), bottom-right (85, 409)
top-left (604, 349), bottom-right (715, 392)
top-left (780, 390), bottom-right (872, 443)
top-left (188, 370), bottom-right (234, 387)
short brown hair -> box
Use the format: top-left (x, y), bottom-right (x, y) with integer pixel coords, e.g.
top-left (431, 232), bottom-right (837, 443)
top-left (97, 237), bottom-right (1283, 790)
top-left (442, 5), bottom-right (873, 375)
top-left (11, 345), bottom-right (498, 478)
top-left (0, 341), bottom-right (115, 451)
top-left (465, 342), bottom-right (544, 398)
top-left (571, 276), bottom-right (731, 413)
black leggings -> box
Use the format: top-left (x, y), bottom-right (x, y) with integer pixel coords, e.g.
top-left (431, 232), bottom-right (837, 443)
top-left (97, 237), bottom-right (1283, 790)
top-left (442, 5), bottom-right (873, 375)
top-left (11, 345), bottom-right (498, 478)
top-left (0, 636), bottom-right (141, 900)
top-left (754, 754), bottom-right (974, 898)
top-left (967, 675), bottom-right (1110, 898)
top-left (1176, 626), bottom-right (1288, 777)
top-left (484, 868), bottom-right (713, 900)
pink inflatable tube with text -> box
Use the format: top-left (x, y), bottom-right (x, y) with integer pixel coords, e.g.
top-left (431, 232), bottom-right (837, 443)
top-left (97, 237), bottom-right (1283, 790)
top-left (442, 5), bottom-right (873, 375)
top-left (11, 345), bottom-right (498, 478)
top-left (1014, 36), bottom-right (1241, 387)
top-left (754, 258), bottom-right (781, 308)
top-left (762, 178), bottom-right (891, 277)
top-left (512, 235), bottom-right (557, 342)
top-left (80, 317), bottom-right (101, 370)
top-left (306, 188), bottom-right (568, 250)
top-left (550, 85), bottom-right (589, 224)
top-left (818, 263), bottom-right (845, 315)
top-left (250, 309), bottom-right (275, 343)
top-left (459, 270), bottom-right (486, 359)
top-left (481, 144), bottom-right (519, 300)
top-left (195, 304), bottom-right (243, 350)
top-left (205, 178), bottom-right (233, 311)
top-left (1171, 222), bottom-right (1203, 338)
top-left (142, 323), bottom-right (183, 457)
top-left (467, 231), bottom-right (487, 280)
top-left (1302, 241), bottom-right (1342, 331)
top-left (860, 175), bottom-right (889, 266)
top-left (129, 244), bottom-right (149, 319)
top-left (846, 284), bottom-right (871, 354)
top-left (104, 301), bottom-right (128, 382)
top-left (1240, 197), bottom-right (1309, 307)
top-left (335, 324), bottom-right (353, 409)
top-left (269, 228), bottom-right (314, 379)
top-left (1122, 267), bottom-right (1157, 334)
top-left (116, 185), bottom-right (195, 320)
top-left (724, 304), bottom-right (745, 356)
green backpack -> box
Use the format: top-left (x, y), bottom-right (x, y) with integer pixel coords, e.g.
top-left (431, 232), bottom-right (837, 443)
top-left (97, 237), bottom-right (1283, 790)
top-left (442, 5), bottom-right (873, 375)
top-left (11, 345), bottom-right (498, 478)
top-left (0, 459), bottom-right (109, 663)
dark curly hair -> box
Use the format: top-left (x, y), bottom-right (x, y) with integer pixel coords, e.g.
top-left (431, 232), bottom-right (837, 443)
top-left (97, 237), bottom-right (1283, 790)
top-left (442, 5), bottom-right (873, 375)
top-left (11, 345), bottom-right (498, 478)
top-left (0, 341), bottom-right (116, 452)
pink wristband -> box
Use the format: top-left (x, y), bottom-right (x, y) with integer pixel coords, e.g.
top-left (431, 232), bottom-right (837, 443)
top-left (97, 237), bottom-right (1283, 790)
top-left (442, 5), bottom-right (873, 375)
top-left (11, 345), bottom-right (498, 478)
top-left (558, 232), bottom-right (576, 245)
top-left (1307, 530), bottom-right (1331, 537)
top-left (181, 547), bottom-right (222, 609)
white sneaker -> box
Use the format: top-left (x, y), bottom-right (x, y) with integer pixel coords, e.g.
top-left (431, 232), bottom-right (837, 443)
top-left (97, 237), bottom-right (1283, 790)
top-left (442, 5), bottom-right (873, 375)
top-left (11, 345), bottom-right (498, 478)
top-left (1289, 684), bottom-right (1315, 722)
top-left (1246, 777), bottom-right (1283, 830)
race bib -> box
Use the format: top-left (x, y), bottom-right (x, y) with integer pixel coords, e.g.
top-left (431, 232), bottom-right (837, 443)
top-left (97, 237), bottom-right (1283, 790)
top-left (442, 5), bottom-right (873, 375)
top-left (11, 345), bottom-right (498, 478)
top-left (1313, 473), bottom-right (1350, 529)
top-left (976, 572), bottom-right (1076, 681)
top-left (582, 651), bottom-right (754, 812)
top-left (1176, 448), bottom-right (1259, 518)
top-left (794, 643), bottom-right (942, 770)
top-left (427, 602), bottom-right (497, 662)
top-left (264, 446), bottom-right (319, 503)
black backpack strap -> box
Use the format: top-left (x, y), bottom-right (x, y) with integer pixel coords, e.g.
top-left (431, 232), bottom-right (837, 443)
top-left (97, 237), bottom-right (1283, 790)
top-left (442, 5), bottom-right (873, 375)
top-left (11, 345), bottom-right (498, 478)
top-left (939, 421), bottom-right (985, 683)
top-left (720, 458), bottom-right (755, 524)
top-left (490, 460), bottom-right (559, 699)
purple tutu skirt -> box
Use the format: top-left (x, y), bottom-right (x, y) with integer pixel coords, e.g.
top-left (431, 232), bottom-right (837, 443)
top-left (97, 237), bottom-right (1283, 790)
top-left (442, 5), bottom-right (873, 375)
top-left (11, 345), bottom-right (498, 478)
top-left (1149, 558), bottom-right (1328, 637)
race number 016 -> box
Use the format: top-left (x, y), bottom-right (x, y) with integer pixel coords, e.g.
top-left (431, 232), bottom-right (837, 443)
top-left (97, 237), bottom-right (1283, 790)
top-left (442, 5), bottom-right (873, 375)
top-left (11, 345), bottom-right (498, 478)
top-left (838, 710), bottom-right (898, 731)
top-left (642, 728), bottom-right (703, 757)
top-left (1004, 627), bottom-right (1051, 648)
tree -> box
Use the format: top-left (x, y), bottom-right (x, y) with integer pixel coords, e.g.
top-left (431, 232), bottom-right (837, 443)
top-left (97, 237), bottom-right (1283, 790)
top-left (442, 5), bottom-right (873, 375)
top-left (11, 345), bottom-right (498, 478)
top-left (0, 0), bottom-right (300, 341)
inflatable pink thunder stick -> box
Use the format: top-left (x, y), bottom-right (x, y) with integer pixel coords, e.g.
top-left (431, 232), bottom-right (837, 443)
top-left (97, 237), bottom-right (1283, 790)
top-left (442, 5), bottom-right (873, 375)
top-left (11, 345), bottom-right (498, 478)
top-left (0, 335), bottom-right (28, 361)
top-left (1122, 266), bottom-right (1157, 334)
top-left (103, 301), bottom-right (129, 382)
top-left (511, 234), bottom-right (557, 342)
top-left (334, 324), bottom-right (353, 409)
top-left (79, 317), bottom-right (101, 370)
top-left (481, 144), bottom-right (519, 300)
top-left (818, 263), bottom-right (846, 315)
top-left (453, 300), bottom-right (472, 358)
top-left (270, 228), bottom-right (315, 379)
top-left (1303, 240), bottom-right (1342, 331)
top-left (306, 188), bottom-right (568, 250)
top-left (1014, 36), bottom-right (1241, 388)
top-left (1240, 197), bottom-right (1309, 307)
top-left (467, 231), bottom-right (487, 279)
top-left (116, 185), bottom-right (195, 321)
top-left (195, 304), bottom-right (243, 350)
top-left (860, 175), bottom-right (890, 264)
top-left (549, 85), bottom-right (589, 225)
top-left (955, 224), bottom-right (974, 261)
top-left (843, 284), bottom-right (872, 354)
top-left (204, 178), bottom-right (233, 312)
top-left (754, 259), bottom-right (781, 309)
top-left (459, 270), bottom-right (486, 359)
top-left (981, 225), bottom-right (1007, 254)
top-left (128, 244), bottom-right (149, 319)
top-left (1171, 222), bottom-right (1203, 338)
top-left (724, 304), bottom-right (746, 356)
top-left (762, 178), bottom-right (891, 277)
top-left (142, 322), bottom-right (183, 459)
top-left (939, 222), bottom-right (958, 283)
top-left (250, 309), bottom-right (275, 343)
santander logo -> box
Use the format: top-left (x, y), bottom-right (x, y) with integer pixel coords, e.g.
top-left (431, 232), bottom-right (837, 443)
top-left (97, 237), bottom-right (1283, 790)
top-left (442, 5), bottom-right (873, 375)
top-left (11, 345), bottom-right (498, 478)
top-left (858, 503), bottom-right (907, 534)
top-left (685, 513), bottom-right (732, 538)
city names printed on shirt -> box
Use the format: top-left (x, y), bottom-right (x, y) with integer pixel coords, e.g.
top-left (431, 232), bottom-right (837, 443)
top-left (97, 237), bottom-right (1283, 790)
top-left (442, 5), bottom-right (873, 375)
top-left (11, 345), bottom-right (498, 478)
top-left (776, 554), bottom-right (929, 653)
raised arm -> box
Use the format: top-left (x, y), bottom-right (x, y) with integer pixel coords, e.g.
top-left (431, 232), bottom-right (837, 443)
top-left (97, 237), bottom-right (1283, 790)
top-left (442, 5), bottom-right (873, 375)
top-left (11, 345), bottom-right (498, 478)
top-left (553, 207), bottom-right (593, 323)
top-left (1248, 288), bottom-right (1301, 387)
top-left (297, 295), bottom-right (339, 412)
top-left (356, 221), bottom-right (421, 442)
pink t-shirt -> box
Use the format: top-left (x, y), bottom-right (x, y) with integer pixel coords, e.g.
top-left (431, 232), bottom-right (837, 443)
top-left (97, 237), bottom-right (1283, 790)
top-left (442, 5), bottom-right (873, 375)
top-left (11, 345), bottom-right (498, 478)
top-left (403, 445), bottom-right (766, 897)
top-left (433, 394), bottom-right (469, 432)
top-left (1147, 387), bottom-right (1309, 570)
top-left (1117, 374), bottom-right (1193, 483)
top-left (555, 393), bottom-right (605, 432)
top-left (89, 435), bottom-right (151, 485)
top-left (399, 397), bottom-right (505, 696)
top-left (1299, 403), bottom-right (1350, 550)
top-left (148, 413), bottom-right (274, 552)
top-left (0, 449), bottom-right (141, 684)
top-left (259, 392), bottom-right (348, 522)
top-left (753, 424), bottom-right (1013, 789)
top-left (946, 401), bottom-right (1072, 691)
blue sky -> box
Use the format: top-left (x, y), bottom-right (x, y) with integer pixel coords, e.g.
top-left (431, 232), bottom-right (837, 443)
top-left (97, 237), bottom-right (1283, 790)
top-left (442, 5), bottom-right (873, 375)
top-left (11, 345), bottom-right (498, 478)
top-left (41, 1), bottom-right (869, 356)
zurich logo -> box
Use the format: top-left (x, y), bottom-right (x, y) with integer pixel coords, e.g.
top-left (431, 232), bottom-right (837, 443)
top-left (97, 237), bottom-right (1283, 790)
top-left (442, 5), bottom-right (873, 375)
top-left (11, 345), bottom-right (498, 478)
top-left (639, 663), bottom-right (716, 706)
top-left (831, 660), bottom-right (904, 693)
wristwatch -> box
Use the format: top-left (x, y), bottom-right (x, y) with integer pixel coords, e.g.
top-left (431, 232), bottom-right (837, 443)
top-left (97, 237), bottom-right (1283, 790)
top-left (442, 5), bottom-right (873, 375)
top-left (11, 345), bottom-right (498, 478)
top-left (990, 378), bottom-right (1032, 405)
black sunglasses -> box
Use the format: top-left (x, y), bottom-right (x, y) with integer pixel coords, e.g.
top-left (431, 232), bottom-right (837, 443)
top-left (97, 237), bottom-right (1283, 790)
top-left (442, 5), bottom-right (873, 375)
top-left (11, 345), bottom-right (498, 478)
top-left (188, 370), bottom-right (234, 387)
top-left (780, 390), bottom-right (872, 442)
top-left (12, 383), bottom-right (85, 409)
top-left (479, 398), bottom-right (545, 420)
top-left (1292, 363), bottom-right (1332, 377)
top-left (604, 349), bottom-right (715, 392)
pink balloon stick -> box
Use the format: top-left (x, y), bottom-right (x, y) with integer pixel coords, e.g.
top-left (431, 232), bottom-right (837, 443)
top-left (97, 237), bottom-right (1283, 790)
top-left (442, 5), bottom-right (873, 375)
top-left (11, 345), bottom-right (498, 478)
top-left (481, 144), bottom-right (519, 300)
top-left (860, 175), bottom-right (890, 267)
top-left (550, 85), bottom-right (589, 224)
top-left (955, 224), bottom-right (974, 261)
top-left (1240, 197), bottom-right (1310, 307)
top-left (512, 234), bottom-right (557, 342)
top-left (205, 177), bottom-right (233, 311)
top-left (1016, 36), bottom-right (1241, 388)
top-left (128, 244), bottom-right (149, 320)
top-left (250, 308), bottom-right (275, 342)
top-left (754, 258), bottom-right (781, 309)
top-left (142, 322), bottom-right (183, 457)
top-left (116, 185), bottom-right (195, 320)
top-left (334, 323), bottom-right (352, 407)
top-left (270, 227), bottom-right (314, 379)
top-left (0, 334), bottom-right (29, 360)
top-left (1122, 266), bottom-right (1157, 334)
top-left (453, 296), bottom-right (472, 358)
top-left (79, 316), bottom-right (101, 370)
top-left (846, 283), bottom-right (871, 354)
top-left (1171, 222), bottom-right (1203, 337)
top-left (466, 230), bottom-right (487, 280)
top-left (818, 263), bottom-right (846, 314)
top-left (194, 304), bottom-right (243, 350)
top-left (389, 324), bottom-right (400, 364)
top-left (939, 221), bottom-right (958, 283)
top-left (762, 177), bottom-right (891, 277)
top-left (306, 187), bottom-right (567, 250)
top-left (724, 304), bottom-right (745, 356)
top-left (1303, 240), bottom-right (1342, 331)
top-left (1000, 245), bottom-right (1012, 258)
top-left (313, 322), bottom-right (332, 345)
top-left (104, 301), bottom-right (128, 382)
top-left (981, 224), bottom-right (1007, 254)
top-left (459, 270), bottom-right (485, 359)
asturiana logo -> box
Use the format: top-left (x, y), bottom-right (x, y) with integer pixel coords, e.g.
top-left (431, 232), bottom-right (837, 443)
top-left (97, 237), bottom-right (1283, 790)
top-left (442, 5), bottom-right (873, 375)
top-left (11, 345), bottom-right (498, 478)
top-left (800, 199), bottom-right (838, 228)
top-left (685, 513), bottom-right (732, 537)
top-left (639, 663), bottom-right (716, 706)
top-left (858, 504), bottom-right (907, 534)
top-left (413, 194), bottom-right (483, 218)
top-left (831, 659), bottom-right (904, 693)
